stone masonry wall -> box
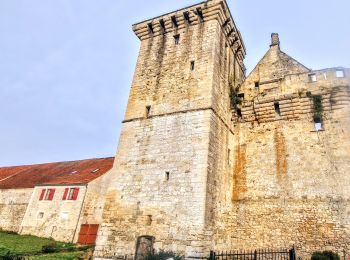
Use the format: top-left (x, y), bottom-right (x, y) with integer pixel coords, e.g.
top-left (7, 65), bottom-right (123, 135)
top-left (20, 185), bottom-right (87, 242)
top-left (73, 170), bottom-right (114, 242)
top-left (95, 0), bottom-right (246, 257)
top-left (0, 188), bottom-right (32, 232)
top-left (212, 67), bottom-right (350, 258)
top-left (95, 111), bottom-right (213, 258)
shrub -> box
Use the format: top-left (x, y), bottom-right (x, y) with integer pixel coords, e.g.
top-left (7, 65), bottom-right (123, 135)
top-left (42, 242), bottom-right (60, 253)
top-left (145, 250), bottom-right (183, 260)
top-left (311, 251), bottom-right (340, 260)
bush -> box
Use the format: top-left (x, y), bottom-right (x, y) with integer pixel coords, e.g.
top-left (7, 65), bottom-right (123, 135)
top-left (42, 243), bottom-right (60, 253)
top-left (145, 250), bottom-right (183, 260)
top-left (311, 251), bottom-right (340, 260)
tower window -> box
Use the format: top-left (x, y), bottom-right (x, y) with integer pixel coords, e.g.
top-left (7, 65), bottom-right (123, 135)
top-left (165, 172), bottom-right (170, 181)
top-left (190, 61), bottom-right (195, 71)
top-left (183, 11), bottom-right (191, 23)
top-left (314, 117), bottom-right (323, 131)
top-left (274, 102), bottom-right (281, 115)
top-left (171, 16), bottom-right (178, 27)
top-left (237, 108), bottom-right (242, 118)
top-left (228, 149), bottom-right (232, 165)
top-left (238, 93), bottom-right (245, 100)
top-left (146, 106), bottom-right (151, 118)
top-left (336, 69), bottom-right (345, 78)
top-left (309, 73), bottom-right (317, 82)
top-left (147, 23), bottom-right (154, 34)
top-left (254, 81), bottom-right (259, 88)
top-left (174, 34), bottom-right (180, 45)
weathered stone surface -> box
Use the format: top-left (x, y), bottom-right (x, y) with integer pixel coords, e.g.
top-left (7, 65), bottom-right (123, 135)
top-left (0, 189), bottom-right (32, 232)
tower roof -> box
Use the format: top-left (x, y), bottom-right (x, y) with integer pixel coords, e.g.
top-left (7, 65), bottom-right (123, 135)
top-left (246, 33), bottom-right (310, 82)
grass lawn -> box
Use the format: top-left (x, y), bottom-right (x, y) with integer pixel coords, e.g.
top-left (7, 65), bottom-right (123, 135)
top-left (29, 251), bottom-right (85, 260)
top-left (0, 231), bottom-right (89, 259)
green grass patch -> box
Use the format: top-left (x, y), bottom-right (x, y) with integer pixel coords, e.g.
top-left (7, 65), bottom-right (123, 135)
top-left (29, 251), bottom-right (85, 260)
top-left (0, 231), bottom-right (90, 259)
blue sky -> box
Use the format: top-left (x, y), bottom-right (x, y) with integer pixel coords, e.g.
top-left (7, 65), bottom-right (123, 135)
top-left (0, 0), bottom-right (349, 166)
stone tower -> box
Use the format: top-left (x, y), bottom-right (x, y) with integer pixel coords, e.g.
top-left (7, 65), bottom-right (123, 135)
top-left (94, 0), bottom-right (246, 258)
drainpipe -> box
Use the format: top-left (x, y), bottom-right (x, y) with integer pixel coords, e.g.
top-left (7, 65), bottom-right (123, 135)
top-left (72, 184), bottom-right (88, 243)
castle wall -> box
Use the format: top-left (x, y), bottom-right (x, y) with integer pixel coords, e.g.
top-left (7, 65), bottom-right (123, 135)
top-left (95, 111), bottom-right (213, 258)
top-left (20, 185), bottom-right (87, 242)
top-left (212, 71), bottom-right (350, 258)
top-left (95, 0), bottom-right (246, 256)
top-left (0, 188), bottom-right (32, 232)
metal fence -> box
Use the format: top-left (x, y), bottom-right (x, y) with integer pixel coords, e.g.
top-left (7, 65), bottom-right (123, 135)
top-left (189, 247), bottom-right (296, 260)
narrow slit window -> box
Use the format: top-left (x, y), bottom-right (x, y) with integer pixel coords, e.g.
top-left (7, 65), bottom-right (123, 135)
top-left (274, 102), bottom-right (281, 115)
top-left (174, 34), bottom-right (180, 45)
top-left (237, 108), bottom-right (242, 118)
top-left (336, 69), bottom-right (345, 78)
top-left (255, 81), bottom-right (259, 88)
top-left (171, 16), bottom-right (178, 27)
top-left (146, 106), bottom-right (151, 118)
top-left (165, 172), bottom-right (170, 181)
top-left (228, 149), bottom-right (232, 165)
top-left (190, 61), bottom-right (195, 71)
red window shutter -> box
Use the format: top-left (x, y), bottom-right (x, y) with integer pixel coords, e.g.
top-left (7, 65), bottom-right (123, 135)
top-left (62, 188), bottom-right (69, 200)
top-left (39, 189), bottom-right (46, 200)
top-left (72, 188), bottom-right (79, 200)
top-left (48, 189), bottom-right (55, 200)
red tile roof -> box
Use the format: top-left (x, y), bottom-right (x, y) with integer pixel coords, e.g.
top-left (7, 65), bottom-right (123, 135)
top-left (0, 157), bottom-right (114, 189)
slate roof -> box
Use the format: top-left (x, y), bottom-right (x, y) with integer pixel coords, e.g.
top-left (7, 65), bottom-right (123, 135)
top-left (0, 157), bottom-right (114, 189)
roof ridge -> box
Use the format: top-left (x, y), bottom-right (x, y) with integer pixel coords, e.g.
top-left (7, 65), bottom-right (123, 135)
top-left (0, 156), bottom-right (115, 169)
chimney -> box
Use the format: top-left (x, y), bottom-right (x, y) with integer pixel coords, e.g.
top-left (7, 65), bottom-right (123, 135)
top-left (271, 33), bottom-right (280, 47)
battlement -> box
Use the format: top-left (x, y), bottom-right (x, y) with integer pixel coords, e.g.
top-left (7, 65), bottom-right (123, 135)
top-left (132, 0), bottom-right (246, 62)
top-left (235, 68), bottom-right (350, 123)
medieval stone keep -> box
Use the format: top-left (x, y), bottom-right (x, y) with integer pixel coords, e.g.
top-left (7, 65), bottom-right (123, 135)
top-left (0, 0), bottom-right (349, 259)
top-left (93, 0), bottom-right (350, 258)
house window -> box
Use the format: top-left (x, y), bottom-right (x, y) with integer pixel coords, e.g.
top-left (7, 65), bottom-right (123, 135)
top-left (190, 61), bottom-right (195, 71)
top-left (254, 81), bottom-right (259, 88)
top-left (39, 188), bottom-right (55, 201)
top-left (174, 34), bottom-right (180, 45)
top-left (165, 172), bottom-right (170, 181)
top-left (60, 212), bottom-right (69, 220)
top-left (62, 187), bottom-right (80, 201)
top-left (309, 73), bottom-right (317, 82)
top-left (336, 69), bottom-right (344, 78)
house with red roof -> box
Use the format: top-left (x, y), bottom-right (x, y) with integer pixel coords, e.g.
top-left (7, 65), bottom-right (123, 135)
top-left (0, 157), bottom-right (114, 244)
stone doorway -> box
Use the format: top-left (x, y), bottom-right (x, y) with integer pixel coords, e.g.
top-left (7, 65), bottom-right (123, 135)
top-left (135, 235), bottom-right (155, 260)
